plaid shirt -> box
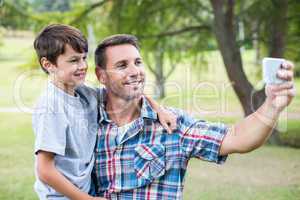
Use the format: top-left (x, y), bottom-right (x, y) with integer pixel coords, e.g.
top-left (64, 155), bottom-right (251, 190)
top-left (93, 95), bottom-right (228, 199)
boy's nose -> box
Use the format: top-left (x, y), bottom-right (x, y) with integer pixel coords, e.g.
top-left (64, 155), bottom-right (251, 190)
top-left (78, 60), bottom-right (88, 70)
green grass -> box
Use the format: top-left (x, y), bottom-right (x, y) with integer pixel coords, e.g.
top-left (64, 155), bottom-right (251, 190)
top-left (185, 146), bottom-right (300, 199)
top-left (0, 113), bottom-right (36, 200)
top-left (0, 37), bottom-right (33, 60)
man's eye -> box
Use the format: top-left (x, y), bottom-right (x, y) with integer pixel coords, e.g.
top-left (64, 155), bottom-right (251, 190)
top-left (117, 64), bottom-right (126, 69)
top-left (83, 56), bottom-right (87, 61)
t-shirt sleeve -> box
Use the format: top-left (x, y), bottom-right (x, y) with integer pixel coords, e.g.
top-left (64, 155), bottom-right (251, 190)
top-left (32, 110), bottom-right (68, 156)
top-left (177, 110), bottom-right (228, 164)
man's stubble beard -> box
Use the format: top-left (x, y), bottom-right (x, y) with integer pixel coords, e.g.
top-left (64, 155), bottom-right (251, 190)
top-left (108, 80), bottom-right (145, 101)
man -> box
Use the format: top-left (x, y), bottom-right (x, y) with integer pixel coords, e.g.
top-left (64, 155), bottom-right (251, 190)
top-left (92, 34), bottom-right (296, 199)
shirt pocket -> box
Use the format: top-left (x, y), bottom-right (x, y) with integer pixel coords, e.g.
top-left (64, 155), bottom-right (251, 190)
top-left (134, 144), bottom-right (166, 184)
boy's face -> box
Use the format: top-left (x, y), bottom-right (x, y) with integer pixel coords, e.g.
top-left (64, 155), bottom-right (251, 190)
top-left (97, 44), bottom-right (145, 101)
top-left (43, 44), bottom-right (88, 89)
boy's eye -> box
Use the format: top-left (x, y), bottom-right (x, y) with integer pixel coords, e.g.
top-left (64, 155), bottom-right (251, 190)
top-left (136, 60), bottom-right (143, 66)
top-left (69, 59), bottom-right (78, 63)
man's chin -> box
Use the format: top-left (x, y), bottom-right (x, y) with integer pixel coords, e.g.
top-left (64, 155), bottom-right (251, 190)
top-left (123, 91), bottom-right (143, 101)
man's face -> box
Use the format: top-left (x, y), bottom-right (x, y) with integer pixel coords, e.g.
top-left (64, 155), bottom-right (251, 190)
top-left (45, 44), bottom-right (88, 88)
top-left (98, 44), bottom-right (145, 101)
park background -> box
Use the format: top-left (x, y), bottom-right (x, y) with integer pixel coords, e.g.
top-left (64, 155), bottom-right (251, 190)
top-left (0, 0), bottom-right (300, 199)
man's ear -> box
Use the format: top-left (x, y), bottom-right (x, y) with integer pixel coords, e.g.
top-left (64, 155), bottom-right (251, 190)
top-left (95, 66), bottom-right (106, 84)
top-left (40, 57), bottom-right (55, 73)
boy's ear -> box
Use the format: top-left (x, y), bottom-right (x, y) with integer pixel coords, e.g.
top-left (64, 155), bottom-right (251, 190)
top-left (40, 57), bottom-right (54, 73)
top-left (95, 66), bottom-right (106, 84)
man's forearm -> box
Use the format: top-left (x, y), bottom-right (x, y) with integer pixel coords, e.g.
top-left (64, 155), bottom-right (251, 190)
top-left (220, 101), bottom-right (280, 155)
top-left (231, 101), bottom-right (280, 153)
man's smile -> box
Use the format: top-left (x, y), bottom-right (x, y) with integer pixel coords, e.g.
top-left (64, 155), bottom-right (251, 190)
top-left (123, 79), bottom-right (144, 86)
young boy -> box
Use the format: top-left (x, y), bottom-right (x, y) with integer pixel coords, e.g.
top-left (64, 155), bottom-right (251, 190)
top-left (32, 24), bottom-right (176, 200)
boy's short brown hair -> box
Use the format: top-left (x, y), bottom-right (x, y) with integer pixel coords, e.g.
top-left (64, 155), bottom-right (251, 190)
top-left (95, 34), bottom-right (140, 69)
top-left (34, 24), bottom-right (88, 74)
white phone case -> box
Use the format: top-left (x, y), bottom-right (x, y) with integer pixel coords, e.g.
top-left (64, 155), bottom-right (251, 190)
top-left (263, 57), bottom-right (285, 84)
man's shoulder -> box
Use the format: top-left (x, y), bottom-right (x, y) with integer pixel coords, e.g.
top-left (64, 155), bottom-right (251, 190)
top-left (164, 107), bottom-right (212, 130)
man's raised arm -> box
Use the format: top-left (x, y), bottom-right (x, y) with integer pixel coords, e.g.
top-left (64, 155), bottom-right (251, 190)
top-left (220, 61), bottom-right (296, 155)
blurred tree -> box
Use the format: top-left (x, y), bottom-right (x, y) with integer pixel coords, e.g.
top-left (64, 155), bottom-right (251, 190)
top-left (210, 0), bottom-right (264, 116)
top-left (238, 0), bottom-right (300, 68)
top-left (285, 0), bottom-right (300, 76)
top-left (0, 0), bottom-right (38, 30)
top-left (106, 0), bottom-right (214, 98)
top-left (30, 0), bottom-right (71, 12)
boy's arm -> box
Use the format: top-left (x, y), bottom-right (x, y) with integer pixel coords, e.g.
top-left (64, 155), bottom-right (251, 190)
top-left (37, 151), bottom-right (105, 200)
top-left (145, 95), bottom-right (177, 133)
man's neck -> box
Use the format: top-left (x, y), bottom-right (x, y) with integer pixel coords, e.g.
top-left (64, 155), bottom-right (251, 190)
top-left (105, 94), bottom-right (142, 126)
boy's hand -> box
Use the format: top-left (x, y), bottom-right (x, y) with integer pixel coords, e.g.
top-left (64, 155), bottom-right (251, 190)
top-left (157, 106), bottom-right (177, 134)
top-left (145, 95), bottom-right (177, 133)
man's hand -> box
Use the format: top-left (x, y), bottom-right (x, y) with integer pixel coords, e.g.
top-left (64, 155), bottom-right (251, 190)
top-left (265, 60), bottom-right (296, 114)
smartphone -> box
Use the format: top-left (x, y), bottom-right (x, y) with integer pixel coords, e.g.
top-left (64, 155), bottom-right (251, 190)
top-left (263, 57), bottom-right (286, 85)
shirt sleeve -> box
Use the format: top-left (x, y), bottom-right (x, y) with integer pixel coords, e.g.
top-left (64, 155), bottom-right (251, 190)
top-left (32, 109), bottom-right (68, 156)
top-left (177, 110), bottom-right (228, 164)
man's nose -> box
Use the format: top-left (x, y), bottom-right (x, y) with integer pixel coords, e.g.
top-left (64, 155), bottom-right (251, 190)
top-left (127, 64), bottom-right (139, 77)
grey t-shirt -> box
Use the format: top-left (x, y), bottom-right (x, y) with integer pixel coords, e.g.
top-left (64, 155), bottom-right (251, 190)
top-left (32, 82), bottom-right (99, 200)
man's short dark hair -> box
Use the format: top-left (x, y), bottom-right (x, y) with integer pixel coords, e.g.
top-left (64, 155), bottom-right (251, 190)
top-left (95, 34), bottom-right (140, 69)
top-left (34, 24), bottom-right (88, 74)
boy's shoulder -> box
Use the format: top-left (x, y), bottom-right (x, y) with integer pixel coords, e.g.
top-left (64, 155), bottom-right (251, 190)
top-left (76, 84), bottom-right (99, 105)
top-left (33, 86), bottom-right (64, 115)
top-left (76, 84), bottom-right (106, 112)
top-left (76, 84), bottom-right (97, 96)
top-left (76, 84), bottom-right (105, 96)
top-left (76, 84), bottom-right (105, 101)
